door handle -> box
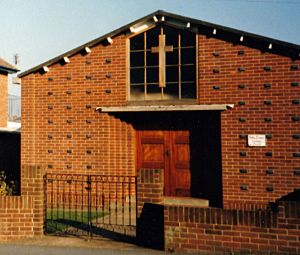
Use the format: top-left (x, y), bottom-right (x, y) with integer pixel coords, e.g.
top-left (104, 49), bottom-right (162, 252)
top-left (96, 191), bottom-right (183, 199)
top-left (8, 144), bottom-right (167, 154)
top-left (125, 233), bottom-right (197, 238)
top-left (166, 149), bottom-right (169, 157)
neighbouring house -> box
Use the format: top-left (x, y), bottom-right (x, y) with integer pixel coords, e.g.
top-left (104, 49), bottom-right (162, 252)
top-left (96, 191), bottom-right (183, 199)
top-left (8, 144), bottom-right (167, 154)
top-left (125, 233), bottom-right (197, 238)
top-left (13, 10), bottom-right (300, 253)
top-left (0, 58), bottom-right (19, 127)
top-left (0, 58), bottom-right (20, 193)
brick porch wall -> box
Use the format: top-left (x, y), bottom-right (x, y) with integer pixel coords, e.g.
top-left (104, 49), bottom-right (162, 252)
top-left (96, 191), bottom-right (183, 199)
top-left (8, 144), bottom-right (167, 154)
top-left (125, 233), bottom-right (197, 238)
top-left (136, 168), bottom-right (164, 249)
top-left (137, 168), bottom-right (164, 218)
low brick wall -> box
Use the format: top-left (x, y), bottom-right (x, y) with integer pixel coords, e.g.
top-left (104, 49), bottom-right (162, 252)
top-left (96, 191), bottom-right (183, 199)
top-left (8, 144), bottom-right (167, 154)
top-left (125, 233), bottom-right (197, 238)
top-left (165, 202), bottom-right (300, 254)
top-left (136, 168), bottom-right (164, 249)
top-left (0, 165), bottom-right (44, 240)
top-left (137, 168), bottom-right (300, 253)
top-left (137, 168), bottom-right (164, 218)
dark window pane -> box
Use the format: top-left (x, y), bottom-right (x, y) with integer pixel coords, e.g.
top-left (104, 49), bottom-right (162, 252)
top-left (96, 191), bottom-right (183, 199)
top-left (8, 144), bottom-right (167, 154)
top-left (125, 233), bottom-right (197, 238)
top-left (181, 83), bottom-right (196, 99)
top-left (130, 85), bottom-right (144, 100)
top-left (146, 51), bottom-right (158, 66)
top-left (166, 49), bottom-right (178, 65)
top-left (164, 83), bottom-right (179, 100)
top-left (130, 51), bottom-right (144, 67)
top-left (130, 68), bottom-right (144, 84)
top-left (130, 25), bottom-right (197, 101)
top-left (164, 26), bottom-right (178, 48)
top-left (130, 33), bottom-right (144, 50)
top-left (146, 26), bottom-right (160, 49)
top-left (146, 67), bottom-right (159, 83)
top-left (180, 30), bottom-right (196, 47)
top-left (181, 66), bottom-right (195, 82)
top-left (147, 85), bottom-right (161, 100)
top-left (181, 48), bottom-right (196, 65)
top-left (166, 66), bottom-right (179, 82)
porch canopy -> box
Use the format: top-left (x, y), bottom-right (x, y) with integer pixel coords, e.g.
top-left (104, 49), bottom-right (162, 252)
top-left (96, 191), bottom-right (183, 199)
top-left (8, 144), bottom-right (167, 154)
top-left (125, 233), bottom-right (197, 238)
top-left (96, 104), bottom-right (234, 113)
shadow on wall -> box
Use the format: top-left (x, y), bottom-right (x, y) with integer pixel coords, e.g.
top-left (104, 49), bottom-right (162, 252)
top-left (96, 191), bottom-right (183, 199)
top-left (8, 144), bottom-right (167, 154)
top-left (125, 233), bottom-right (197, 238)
top-left (136, 203), bottom-right (164, 250)
top-left (275, 189), bottom-right (300, 202)
top-left (0, 131), bottom-right (20, 195)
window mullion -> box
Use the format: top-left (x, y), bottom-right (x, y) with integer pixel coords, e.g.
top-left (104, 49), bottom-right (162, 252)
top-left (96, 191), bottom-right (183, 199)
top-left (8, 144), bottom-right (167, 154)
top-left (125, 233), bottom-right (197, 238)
top-left (178, 33), bottom-right (181, 100)
top-left (144, 32), bottom-right (147, 100)
top-left (161, 27), bottom-right (164, 100)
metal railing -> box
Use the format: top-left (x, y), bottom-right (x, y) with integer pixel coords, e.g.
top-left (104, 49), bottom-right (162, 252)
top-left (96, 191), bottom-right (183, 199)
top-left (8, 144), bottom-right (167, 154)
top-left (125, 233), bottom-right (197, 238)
top-left (44, 173), bottom-right (136, 237)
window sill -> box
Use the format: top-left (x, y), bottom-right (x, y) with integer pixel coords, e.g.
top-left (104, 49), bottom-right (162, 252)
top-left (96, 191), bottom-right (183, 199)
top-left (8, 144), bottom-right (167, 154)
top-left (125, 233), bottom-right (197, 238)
top-left (128, 99), bottom-right (197, 106)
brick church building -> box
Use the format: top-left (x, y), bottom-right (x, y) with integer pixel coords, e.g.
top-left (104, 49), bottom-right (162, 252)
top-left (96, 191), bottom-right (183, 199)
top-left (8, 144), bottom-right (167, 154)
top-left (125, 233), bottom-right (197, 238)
top-left (17, 10), bottom-right (300, 254)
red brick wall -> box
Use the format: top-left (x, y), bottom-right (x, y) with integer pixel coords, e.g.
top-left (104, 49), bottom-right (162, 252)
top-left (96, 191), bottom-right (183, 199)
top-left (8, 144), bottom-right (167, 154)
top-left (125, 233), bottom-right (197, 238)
top-left (138, 168), bottom-right (300, 254)
top-left (0, 72), bottom-right (8, 127)
top-left (21, 35), bottom-right (135, 177)
top-left (198, 36), bottom-right (300, 208)
top-left (0, 165), bottom-right (44, 240)
top-left (164, 201), bottom-right (300, 254)
top-left (137, 168), bottom-right (164, 218)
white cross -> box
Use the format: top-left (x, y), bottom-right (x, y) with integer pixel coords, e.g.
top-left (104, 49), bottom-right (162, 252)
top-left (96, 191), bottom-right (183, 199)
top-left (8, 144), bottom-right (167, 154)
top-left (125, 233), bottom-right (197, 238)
top-left (151, 30), bottom-right (173, 88)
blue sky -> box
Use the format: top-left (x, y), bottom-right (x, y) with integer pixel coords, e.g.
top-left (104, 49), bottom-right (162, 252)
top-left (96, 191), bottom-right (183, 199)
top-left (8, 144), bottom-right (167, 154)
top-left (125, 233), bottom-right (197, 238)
top-left (1, 0), bottom-right (300, 95)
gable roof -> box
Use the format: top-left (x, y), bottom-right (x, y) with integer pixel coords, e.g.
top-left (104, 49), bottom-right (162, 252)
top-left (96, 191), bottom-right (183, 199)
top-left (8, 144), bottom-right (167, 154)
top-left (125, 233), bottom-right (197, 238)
top-left (19, 10), bottom-right (300, 78)
top-left (0, 58), bottom-right (19, 74)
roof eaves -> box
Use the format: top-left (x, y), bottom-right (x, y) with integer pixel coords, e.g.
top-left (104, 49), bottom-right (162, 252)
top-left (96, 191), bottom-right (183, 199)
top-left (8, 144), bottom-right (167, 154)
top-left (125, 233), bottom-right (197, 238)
top-left (0, 58), bottom-right (19, 74)
top-left (161, 10), bottom-right (300, 52)
top-left (18, 10), bottom-right (161, 78)
top-left (0, 66), bottom-right (19, 74)
top-left (18, 10), bottom-right (300, 78)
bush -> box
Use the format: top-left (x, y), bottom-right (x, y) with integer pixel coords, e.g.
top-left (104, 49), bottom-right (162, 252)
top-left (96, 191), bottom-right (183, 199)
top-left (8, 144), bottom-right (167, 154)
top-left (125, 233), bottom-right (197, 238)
top-left (0, 171), bottom-right (16, 195)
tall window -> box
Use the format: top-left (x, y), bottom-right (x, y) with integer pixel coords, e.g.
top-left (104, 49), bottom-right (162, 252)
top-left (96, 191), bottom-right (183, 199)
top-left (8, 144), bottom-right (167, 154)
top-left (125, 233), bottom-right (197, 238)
top-left (129, 25), bottom-right (196, 101)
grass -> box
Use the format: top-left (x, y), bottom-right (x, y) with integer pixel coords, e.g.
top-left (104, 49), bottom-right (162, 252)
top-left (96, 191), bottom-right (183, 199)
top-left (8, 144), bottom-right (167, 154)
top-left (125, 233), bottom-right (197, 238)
top-left (46, 209), bottom-right (107, 234)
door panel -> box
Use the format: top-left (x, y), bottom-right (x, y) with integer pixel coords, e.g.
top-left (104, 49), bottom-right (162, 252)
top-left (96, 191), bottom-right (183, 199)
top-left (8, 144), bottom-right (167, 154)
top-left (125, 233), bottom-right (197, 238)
top-left (137, 130), bottom-right (190, 197)
top-left (141, 144), bottom-right (165, 168)
top-left (171, 131), bottom-right (190, 196)
top-left (173, 144), bottom-right (190, 168)
top-left (137, 131), bottom-right (165, 169)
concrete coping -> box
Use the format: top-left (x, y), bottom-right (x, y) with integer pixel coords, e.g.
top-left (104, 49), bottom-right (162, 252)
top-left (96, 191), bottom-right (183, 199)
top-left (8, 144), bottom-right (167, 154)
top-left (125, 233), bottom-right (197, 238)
top-left (163, 196), bottom-right (209, 207)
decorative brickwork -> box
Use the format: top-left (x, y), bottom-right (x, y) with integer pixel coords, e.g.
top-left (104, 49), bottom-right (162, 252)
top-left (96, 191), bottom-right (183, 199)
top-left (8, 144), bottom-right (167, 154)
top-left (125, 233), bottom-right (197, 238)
top-left (198, 36), bottom-right (300, 208)
top-left (21, 35), bottom-right (135, 177)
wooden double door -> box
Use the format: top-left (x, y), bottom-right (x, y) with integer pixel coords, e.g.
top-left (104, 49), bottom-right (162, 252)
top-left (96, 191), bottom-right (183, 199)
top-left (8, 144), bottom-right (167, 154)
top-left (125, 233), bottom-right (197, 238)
top-left (137, 130), bottom-right (190, 197)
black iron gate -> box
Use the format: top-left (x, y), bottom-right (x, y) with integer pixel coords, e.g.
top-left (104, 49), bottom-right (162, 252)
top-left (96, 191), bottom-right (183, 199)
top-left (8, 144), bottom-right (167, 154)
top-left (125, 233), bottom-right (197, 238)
top-left (44, 174), bottom-right (136, 238)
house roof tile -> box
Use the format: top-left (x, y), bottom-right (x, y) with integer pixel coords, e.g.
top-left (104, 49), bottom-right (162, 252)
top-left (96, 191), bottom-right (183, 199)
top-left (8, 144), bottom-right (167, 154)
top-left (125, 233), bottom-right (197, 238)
top-left (0, 58), bottom-right (19, 74)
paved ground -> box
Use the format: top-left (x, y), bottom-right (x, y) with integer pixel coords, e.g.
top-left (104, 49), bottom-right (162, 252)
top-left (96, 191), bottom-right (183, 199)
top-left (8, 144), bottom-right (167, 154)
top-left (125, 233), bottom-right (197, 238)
top-left (0, 236), bottom-right (166, 255)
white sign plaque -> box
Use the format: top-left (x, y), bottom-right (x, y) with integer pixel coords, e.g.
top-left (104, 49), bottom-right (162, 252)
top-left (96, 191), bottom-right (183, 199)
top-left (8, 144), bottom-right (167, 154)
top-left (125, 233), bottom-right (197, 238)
top-left (248, 135), bottom-right (266, 147)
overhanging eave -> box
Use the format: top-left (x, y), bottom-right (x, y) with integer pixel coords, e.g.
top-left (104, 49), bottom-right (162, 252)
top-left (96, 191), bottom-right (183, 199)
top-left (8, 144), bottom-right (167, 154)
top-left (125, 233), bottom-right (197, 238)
top-left (96, 104), bottom-right (234, 113)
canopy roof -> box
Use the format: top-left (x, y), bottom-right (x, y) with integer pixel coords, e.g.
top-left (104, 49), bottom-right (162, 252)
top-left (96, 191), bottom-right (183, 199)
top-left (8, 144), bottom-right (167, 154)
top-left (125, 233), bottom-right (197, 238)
top-left (96, 104), bottom-right (234, 113)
